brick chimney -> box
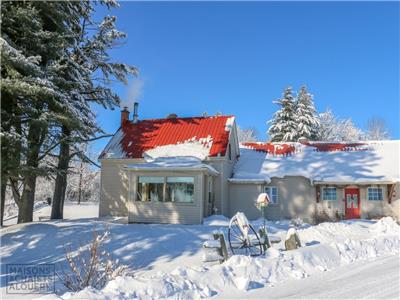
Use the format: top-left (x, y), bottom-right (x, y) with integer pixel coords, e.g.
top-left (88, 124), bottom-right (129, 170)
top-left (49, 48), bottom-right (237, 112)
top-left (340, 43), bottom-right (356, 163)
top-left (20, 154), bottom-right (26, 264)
top-left (121, 106), bottom-right (129, 125)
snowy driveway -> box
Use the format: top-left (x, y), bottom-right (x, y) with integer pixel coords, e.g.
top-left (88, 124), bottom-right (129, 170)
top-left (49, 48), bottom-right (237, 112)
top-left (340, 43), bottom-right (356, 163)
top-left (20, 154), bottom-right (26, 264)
top-left (218, 255), bottom-right (399, 299)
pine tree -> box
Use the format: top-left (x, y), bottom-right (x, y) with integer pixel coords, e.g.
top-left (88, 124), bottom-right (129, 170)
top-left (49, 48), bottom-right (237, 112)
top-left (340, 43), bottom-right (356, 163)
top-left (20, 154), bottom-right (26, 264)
top-left (50, 1), bottom-right (137, 219)
top-left (1, 1), bottom-right (78, 223)
top-left (268, 87), bottom-right (297, 142)
top-left (1, 1), bottom-right (135, 223)
top-left (295, 86), bottom-right (319, 140)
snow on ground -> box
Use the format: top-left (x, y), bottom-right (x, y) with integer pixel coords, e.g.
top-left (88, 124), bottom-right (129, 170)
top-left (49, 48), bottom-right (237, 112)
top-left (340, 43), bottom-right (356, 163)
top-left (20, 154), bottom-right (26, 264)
top-left (0, 206), bottom-right (399, 300)
top-left (217, 255), bottom-right (399, 299)
top-left (2, 202), bottom-right (99, 226)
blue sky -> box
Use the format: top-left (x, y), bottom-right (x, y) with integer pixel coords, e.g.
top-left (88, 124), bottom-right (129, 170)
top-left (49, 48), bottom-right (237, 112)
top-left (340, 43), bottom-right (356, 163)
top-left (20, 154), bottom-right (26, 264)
top-left (92, 1), bottom-right (399, 155)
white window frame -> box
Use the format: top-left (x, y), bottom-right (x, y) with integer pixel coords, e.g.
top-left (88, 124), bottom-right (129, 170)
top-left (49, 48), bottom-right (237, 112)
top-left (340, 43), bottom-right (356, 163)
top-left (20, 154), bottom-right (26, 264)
top-left (264, 186), bottom-right (278, 204)
top-left (367, 187), bottom-right (383, 201)
top-left (322, 187), bottom-right (337, 201)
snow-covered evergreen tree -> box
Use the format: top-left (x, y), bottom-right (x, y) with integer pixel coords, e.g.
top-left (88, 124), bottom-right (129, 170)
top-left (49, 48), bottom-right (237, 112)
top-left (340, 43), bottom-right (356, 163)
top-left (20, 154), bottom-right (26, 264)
top-left (50, 1), bottom-right (137, 219)
top-left (237, 126), bottom-right (259, 143)
top-left (295, 86), bottom-right (319, 140)
top-left (1, 1), bottom-right (80, 223)
top-left (1, 1), bottom-right (137, 223)
top-left (268, 87), bottom-right (298, 142)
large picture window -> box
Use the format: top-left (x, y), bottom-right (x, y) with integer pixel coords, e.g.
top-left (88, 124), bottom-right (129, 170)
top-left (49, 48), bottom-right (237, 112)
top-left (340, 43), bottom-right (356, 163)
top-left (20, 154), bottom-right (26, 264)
top-left (137, 176), bottom-right (194, 203)
top-left (166, 177), bottom-right (194, 203)
top-left (322, 187), bottom-right (337, 201)
top-left (137, 177), bottom-right (164, 202)
top-left (264, 186), bottom-right (278, 204)
top-left (368, 187), bottom-right (383, 201)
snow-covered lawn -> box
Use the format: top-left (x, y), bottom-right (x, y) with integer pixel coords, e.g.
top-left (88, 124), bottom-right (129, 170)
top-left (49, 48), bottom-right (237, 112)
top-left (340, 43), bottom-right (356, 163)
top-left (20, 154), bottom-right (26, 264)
top-left (0, 204), bottom-right (399, 299)
top-left (3, 202), bottom-right (99, 226)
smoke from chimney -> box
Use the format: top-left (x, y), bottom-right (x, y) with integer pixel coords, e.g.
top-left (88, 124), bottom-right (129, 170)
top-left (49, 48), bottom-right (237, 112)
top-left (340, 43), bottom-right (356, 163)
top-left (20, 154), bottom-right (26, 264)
top-left (121, 78), bottom-right (144, 110)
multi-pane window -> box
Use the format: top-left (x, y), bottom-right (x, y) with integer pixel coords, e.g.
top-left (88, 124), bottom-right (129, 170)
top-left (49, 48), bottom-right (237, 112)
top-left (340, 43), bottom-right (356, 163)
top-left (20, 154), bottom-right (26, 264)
top-left (137, 177), bottom-right (164, 202)
top-left (322, 187), bottom-right (337, 201)
top-left (137, 176), bottom-right (194, 203)
top-left (368, 187), bottom-right (383, 201)
top-left (265, 187), bottom-right (278, 204)
top-left (166, 177), bottom-right (194, 203)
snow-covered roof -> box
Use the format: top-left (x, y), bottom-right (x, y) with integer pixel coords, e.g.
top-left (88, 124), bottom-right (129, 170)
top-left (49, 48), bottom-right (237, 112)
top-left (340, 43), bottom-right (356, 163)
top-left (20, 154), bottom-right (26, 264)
top-left (124, 157), bottom-right (219, 175)
top-left (231, 141), bottom-right (400, 184)
top-left (99, 115), bottom-right (235, 160)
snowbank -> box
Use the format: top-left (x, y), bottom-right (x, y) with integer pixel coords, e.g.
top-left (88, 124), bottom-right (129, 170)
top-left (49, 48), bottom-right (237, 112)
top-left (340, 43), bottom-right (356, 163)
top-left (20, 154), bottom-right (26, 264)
top-left (203, 215), bottom-right (230, 226)
top-left (41, 218), bottom-right (399, 300)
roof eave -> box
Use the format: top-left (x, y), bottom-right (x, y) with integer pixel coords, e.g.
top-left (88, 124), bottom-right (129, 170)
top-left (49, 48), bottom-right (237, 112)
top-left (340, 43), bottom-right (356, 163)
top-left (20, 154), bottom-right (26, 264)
top-left (313, 180), bottom-right (400, 185)
top-left (228, 178), bottom-right (269, 184)
top-left (123, 165), bottom-right (220, 176)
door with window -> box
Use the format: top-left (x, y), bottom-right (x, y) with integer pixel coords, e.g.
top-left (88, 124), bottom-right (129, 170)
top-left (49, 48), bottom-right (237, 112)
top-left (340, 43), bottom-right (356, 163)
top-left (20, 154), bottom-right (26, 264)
top-left (344, 188), bottom-right (360, 219)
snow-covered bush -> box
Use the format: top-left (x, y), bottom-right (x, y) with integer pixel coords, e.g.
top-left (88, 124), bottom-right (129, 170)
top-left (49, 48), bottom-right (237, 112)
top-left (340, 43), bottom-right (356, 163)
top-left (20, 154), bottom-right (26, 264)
top-left (313, 207), bottom-right (343, 224)
top-left (58, 230), bottom-right (128, 292)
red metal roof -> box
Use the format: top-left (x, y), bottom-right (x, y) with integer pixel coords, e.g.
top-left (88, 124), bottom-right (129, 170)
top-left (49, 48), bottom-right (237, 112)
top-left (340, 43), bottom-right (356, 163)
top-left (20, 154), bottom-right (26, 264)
top-left (306, 142), bottom-right (366, 152)
top-left (243, 143), bottom-right (296, 155)
top-left (100, 115), bottom-right (234, 159)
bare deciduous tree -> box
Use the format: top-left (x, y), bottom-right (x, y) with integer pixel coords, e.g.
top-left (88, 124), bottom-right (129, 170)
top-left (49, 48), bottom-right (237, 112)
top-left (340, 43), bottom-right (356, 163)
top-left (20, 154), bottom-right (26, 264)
top-left (237, 126), bottom-right (259, 143)
top-left (365, 117), bottom-right (390, 140)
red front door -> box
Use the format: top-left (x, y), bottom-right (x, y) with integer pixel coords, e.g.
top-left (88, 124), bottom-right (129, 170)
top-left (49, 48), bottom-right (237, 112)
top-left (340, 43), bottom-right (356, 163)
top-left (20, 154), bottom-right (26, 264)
top-left (344, 188), bottom-right (361, 219)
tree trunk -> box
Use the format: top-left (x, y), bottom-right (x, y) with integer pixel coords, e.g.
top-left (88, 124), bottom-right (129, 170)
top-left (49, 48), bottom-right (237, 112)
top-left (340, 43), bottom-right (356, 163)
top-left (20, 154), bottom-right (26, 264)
top-left (1, 178), bottom-right (6, 227)
top-left (17, 121), bottom-right (43, 223)
top-left (51, 126), bottom-right (71, 219)
top-left (77, 160), bottom-right (83, 205)
top-left (18, 176), bottom-right (37, 223)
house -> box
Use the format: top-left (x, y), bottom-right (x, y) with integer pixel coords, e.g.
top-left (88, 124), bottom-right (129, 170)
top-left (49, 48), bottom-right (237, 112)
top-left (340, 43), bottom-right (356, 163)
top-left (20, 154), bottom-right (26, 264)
top-left (98, 106), bottom-right (400, 224)
top-left (98, 105), bottom-right (239, 224)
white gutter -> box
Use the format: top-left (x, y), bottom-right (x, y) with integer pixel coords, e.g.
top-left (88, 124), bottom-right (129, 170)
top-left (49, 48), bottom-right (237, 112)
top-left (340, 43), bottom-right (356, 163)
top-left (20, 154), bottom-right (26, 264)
top-left (123, 165), bottom-right (220, 176)
top-left (228, 178), bottom-right (269, 184)
top-left (313, 180), bottom-right (399, 185)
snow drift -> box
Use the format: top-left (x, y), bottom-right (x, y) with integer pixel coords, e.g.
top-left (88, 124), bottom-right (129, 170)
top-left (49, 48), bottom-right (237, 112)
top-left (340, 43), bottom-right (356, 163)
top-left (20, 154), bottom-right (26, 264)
top-left (45, 217), bottom-right (399, 300)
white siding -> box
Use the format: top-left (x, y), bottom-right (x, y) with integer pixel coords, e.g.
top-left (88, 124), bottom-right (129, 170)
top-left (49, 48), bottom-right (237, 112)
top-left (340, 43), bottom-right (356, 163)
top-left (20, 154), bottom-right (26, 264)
top-left (99, 160), bottom-right (130, 217)
top-left (229, 176), bottom-right (316, 221)
top-left (317, 183), bottom-right (400, 220)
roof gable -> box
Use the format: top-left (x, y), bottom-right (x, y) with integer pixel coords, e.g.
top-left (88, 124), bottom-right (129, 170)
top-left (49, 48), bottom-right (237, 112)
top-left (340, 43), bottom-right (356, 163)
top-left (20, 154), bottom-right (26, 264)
top-left (100, 115), bottom-right (235, 160)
